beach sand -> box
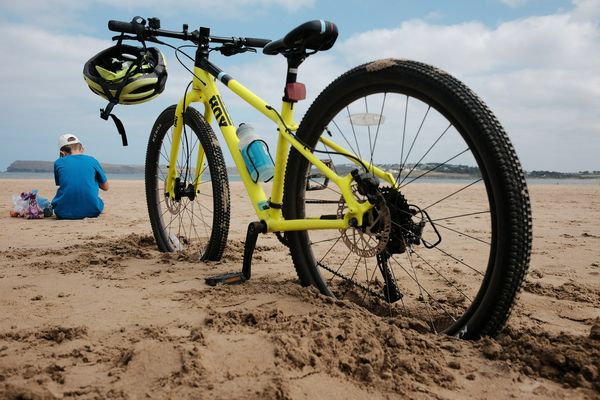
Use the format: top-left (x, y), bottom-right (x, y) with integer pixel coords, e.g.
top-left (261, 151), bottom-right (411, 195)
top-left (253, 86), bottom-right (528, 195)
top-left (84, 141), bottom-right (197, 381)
top-left (0, 179), bottom-right (599, 399)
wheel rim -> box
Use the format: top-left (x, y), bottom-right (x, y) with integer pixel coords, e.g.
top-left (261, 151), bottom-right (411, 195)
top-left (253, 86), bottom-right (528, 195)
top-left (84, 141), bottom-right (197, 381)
top-left (300, 91), bottom-right (496, 335)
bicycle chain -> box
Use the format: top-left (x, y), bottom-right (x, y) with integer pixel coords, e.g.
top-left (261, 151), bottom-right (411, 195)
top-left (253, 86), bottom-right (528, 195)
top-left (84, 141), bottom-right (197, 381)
top-left (274, 232), bottom-right (289, 247)
top-left (317, 262), bottom-right (386, 301)
top-left (306, 199), bottom-right (339, 204)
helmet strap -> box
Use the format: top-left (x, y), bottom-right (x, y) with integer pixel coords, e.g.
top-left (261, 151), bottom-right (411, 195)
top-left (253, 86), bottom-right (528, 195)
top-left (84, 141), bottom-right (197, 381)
top-left (109, 113), bottom-right (128, 146)
top-left (99, 102), bottom-right (128, 147)
top-left (116, 33), bottom-right (125, 47)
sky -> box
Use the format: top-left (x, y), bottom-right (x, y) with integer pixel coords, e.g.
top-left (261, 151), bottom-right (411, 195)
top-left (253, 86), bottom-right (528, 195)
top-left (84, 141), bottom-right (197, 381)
top-left (0, 0), bottom-right (598, 172)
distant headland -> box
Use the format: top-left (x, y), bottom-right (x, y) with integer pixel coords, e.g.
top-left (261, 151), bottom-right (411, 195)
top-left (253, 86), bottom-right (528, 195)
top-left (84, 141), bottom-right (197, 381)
top-left (5, 160), bottom-right (144, 174)
top-left (4, 160), bottom-right (600, 180)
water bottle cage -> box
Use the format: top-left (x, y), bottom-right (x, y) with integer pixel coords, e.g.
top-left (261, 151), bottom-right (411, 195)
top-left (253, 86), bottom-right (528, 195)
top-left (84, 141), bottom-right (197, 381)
top-left (243, 139), bottom-right (275, 183)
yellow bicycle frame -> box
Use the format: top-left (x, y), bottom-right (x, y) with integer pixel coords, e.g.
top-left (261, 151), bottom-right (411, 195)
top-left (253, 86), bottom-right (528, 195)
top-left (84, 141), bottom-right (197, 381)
top-left (165, 63), bottom-right (397, 233)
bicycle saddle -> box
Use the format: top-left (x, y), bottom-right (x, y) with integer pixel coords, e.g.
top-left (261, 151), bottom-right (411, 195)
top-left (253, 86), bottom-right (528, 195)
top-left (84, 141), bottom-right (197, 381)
top-left (263, 20), bottom-right (338, 55)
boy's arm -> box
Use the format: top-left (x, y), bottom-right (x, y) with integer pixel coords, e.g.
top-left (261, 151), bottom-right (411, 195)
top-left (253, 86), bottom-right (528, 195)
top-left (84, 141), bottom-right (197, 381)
top-left (54, 161), bottom-right (60, 186)
top-left (94, 158), bottom-right (109, 191)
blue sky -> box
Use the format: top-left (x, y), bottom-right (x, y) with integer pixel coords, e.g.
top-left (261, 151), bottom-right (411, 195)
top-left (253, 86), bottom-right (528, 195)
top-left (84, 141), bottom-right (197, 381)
top-left (0, 0), bottom-right (598, 172)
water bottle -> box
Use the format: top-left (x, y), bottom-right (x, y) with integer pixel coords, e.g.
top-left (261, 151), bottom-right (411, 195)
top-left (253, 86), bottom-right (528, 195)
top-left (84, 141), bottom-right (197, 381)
top-left (237, 123), bottom-right (274, 182)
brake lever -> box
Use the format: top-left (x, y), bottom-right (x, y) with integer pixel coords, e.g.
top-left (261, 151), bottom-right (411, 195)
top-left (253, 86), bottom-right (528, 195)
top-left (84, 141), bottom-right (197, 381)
top-left (218, 44), bottom-right (257, 56)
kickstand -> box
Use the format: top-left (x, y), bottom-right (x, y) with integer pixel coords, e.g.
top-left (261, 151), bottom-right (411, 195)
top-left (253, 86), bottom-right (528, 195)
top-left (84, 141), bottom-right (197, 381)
top-left (205, 221), bottom-right (266, 286)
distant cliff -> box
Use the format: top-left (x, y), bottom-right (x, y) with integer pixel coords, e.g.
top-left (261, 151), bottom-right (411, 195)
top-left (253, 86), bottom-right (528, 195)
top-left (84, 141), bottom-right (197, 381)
top-left (6, 160), bottom-right (145, 174)
top-left (5, 160), bottom-right (599, 179)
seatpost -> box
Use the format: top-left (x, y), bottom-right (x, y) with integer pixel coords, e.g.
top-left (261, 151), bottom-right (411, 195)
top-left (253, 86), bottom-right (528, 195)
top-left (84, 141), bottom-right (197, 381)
top-left (283, 54), bottom-right (307, 103)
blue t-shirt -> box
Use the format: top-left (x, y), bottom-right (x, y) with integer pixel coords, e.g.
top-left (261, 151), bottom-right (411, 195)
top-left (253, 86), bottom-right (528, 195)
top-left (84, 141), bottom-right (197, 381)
top-left (51, 154), bottom-right (107, 219)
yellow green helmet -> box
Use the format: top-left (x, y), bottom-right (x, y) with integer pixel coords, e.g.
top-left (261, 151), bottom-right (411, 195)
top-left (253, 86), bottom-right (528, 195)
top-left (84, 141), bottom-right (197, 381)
top-left (83, 44), bottom-right (167, 105)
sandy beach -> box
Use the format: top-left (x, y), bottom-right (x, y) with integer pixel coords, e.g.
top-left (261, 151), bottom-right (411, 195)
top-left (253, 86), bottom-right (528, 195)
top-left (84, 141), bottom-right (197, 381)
top-left (0, 179), bottom-right (599, 399)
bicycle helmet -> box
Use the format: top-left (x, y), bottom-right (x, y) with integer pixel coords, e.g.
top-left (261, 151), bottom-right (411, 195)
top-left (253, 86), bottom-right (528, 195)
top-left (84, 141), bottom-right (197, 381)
top-left (83, 44), bottom-right (167, 105)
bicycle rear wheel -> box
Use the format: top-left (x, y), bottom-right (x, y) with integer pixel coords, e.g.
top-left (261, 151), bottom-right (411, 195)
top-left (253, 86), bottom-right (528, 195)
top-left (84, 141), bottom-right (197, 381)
top-left (283, 59), bottom-right (532, 338)
top-left (146, 105), bottom-right (230, 261)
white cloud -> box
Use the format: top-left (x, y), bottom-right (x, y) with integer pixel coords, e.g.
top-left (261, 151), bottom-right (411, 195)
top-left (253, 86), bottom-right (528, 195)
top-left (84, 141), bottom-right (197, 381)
top-left (97, 0), bottom-right (316, 13)
top-left (336, 13), bottom-right (599, 74)
top-left (570, 0), bottom-right (600, 21)
top-left (0, 0), bottom-right (598, 172)
top-left (0, 1), bottom-right (90, 30)
top-left (500, 0), bottom-right (531, 8)
top-left (0, 24), bottom-right (110, 100)
top-left (0, 0), bottom-right (315, 24)
top-left (331, 3), bottom-right (600, 171)
top-left (0, 0), bottom-right (86, 16)
top-left (0, 23), bottom-right (120, 165)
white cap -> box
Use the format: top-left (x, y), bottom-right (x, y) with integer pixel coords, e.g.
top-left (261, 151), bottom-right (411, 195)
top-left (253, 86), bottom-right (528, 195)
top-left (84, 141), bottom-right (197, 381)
top-left (58, 134), bottom-right (81, 149)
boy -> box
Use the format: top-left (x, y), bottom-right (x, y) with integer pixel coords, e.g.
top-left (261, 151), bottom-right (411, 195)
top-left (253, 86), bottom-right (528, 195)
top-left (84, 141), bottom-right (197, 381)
top-left (51, 134), bottom-right (109, 219)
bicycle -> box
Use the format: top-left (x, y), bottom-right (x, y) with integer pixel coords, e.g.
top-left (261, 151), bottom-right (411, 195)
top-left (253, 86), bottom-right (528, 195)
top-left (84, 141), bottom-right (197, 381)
top-left (93, 16), bottom-right (532, 338)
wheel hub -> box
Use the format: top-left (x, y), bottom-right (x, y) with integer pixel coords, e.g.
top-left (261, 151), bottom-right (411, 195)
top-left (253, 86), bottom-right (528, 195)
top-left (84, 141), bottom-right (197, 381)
top-left (164, 176), bottom-right (196, 214)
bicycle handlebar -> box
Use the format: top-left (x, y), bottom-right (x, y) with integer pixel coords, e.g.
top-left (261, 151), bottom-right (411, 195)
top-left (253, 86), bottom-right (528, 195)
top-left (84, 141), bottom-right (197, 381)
top-left (108, 18), bottom-right (271, 49)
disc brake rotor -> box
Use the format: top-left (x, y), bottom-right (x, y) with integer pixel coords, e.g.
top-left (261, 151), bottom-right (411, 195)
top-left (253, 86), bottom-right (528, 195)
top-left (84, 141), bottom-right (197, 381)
top-left (337, 184), bottom-right (391, 257)
top-left (165, 196), bottom-right (181, 214)
top-left (163, 182), bottom-right (181, 214)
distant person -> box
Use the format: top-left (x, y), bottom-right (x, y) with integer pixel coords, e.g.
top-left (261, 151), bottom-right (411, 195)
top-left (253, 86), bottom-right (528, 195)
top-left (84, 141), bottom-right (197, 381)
top-left (51, 134), bottom-right (109, 219)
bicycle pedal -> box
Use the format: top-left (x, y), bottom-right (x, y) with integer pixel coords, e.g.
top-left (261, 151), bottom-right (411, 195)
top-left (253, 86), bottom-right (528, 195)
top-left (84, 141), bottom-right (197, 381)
top-left (205, 272), bottom-right (246, 286)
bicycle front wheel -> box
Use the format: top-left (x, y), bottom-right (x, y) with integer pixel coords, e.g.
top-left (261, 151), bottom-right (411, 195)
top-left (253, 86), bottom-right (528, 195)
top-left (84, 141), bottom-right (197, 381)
top-left (146, 105), bottom-right (230, 261)
top-left (283, 59), bottom-right (532, 338)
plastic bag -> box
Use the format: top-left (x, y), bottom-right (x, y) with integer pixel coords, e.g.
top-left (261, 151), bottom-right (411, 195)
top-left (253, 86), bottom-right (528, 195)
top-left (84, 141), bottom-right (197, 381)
top-left (11, 194), bottom-right (28, 216)
top-left (10, 189), bottom-right (50, 219)
top-left (36, 194), bottom-right (53, 217)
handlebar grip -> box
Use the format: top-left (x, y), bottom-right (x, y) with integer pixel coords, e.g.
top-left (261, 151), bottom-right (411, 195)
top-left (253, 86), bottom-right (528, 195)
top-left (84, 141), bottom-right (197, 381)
top-left (244, 38), bottom-right (271, 48)
top-left (108, 19), bottom-right (145, 35)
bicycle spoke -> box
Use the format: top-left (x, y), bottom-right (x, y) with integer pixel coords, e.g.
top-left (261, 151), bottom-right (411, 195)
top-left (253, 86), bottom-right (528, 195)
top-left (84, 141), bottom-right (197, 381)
top-left (360, 256), bottom-right (374, 305)
top-left (331, 119), bottom-right (360, 161)
top-left (363, 97), bottom-right (373, 170)
top-left (346, 106), bottom-right (363, 161)
top-left (329, 250), bottom-right (353, 287)
top-left (399, 148), bottom-right (470, 188)
top-left (183, 200), bottom-right (206, 243)
top-left (399, 95), bottom-right (408, 183)
top-left (369, 93), bottom-right (387, 170)
top-left (412, 250), bottom-right (474, 303)
top-left (398, 123), bottom-right (452, 186)
top-left (422, 178), bottom-right (483, 211)
top-left (422, 239), bottom-right (485, 276)
top-left (399, 106), bottom-right (430, 176)
top-left (310, 235), bottom-right (344, 246)
top-left (434, 223), bottom-right (491, 246)
top-left (431, 210), bottom-right (490, 222)
top-left (180, 195), bottom-right (210, 227)
top-left (389, 253), bottom-right (458, 330)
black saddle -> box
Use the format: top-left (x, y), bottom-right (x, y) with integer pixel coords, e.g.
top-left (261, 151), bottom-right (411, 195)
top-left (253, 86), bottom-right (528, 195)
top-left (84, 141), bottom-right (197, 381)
top-left (263, 20), bottom-right (338, 55)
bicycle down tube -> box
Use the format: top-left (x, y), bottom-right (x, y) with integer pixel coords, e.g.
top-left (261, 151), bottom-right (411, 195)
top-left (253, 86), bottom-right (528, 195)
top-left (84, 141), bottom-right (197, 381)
top-left (166, 58), bottom-right (383, 233)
